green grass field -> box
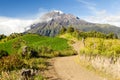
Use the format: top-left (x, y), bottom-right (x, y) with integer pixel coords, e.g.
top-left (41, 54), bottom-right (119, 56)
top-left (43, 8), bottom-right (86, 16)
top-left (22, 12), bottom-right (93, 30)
top-left (0, 34), bottom-right (70, 54)
top-left (0, 34), bottom-right (75, 80)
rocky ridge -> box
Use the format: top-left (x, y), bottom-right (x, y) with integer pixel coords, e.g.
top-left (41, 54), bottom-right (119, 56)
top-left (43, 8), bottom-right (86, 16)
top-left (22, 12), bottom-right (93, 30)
top-left (26, 10), bottom-right (120, 37)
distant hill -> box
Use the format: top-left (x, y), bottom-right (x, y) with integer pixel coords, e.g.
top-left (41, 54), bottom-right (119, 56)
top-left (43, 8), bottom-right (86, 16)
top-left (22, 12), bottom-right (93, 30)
top-left (25, 10), bottom-right (120, 37)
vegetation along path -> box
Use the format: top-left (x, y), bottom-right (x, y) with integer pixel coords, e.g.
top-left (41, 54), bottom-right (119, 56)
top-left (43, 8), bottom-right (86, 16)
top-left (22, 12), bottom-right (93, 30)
top-left (54, 40), bottom-right (105, 80)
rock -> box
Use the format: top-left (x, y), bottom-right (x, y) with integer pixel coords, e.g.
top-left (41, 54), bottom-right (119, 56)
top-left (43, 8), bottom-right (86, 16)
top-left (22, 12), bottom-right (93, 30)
top-left (21, 69), bottom-right (37, 80)
top-left (21, 70), bottom-right (31, 80)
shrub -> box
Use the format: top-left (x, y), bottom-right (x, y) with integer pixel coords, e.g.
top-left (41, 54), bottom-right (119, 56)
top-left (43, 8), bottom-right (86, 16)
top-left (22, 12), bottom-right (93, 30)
top-left (67, 26), bottom-right (75, 33)
top-left (7, 33), bottom-right (23, 41)
top-left (23, 58), bottom-right (47, 70)
top-left (17, 46), bottom-right (39, 59)
top-left (38, 46), bottom-right (55, 58)
top-left (58, 50), bottom-right (77, 57)
top-left (60, 27), bottom-right (67, 34)
top-left (0, 55), bottom-right (24, 72)
top-left (0, 70), bottom-right (45, 80)
top-left (0, 34), bottom-right (6, 40)
top-left (0, 50), bottom-right (8, 58)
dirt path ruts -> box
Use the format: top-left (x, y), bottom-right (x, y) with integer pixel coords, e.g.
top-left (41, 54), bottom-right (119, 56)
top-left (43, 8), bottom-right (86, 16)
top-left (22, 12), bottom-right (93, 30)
top-left (54, 56), bottom-right (104, 80)
top-left (54, 41), bottom-right (105, 80)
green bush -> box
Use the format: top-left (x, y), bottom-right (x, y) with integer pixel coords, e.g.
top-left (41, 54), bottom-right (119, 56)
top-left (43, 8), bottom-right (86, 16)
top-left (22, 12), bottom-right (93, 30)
top-left (38, 46), bottom-right (56, 58)
top-left (0, 50), bottom-right (8, 58)
top-left (6, 33), bottom-right (23, 41)
top-left (0, 34), bottom-right (6, 40)
top-left (60, 27), bottom-right (67, 34)
top-left (38, 46), bottom-right (77, 58)
top-left (17, 46), bottom-right (39, 59)
top-left (58, 50), bottom-right (77, 57)
top-left (67, 26), bottom-right (75, 33)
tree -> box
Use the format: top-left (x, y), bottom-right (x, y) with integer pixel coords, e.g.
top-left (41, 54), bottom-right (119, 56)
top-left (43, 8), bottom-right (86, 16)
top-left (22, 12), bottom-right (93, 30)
top-left (113, 34), bottom-right (118, 39)
top-left (107, 32), bottom-right (114, 39)
top-left (0, 34), bottom-right (6, 40)
top-left (60, 27), bottom-right (67, 34)
top-left (67, 26), bottom-right (74, 33)
top-left (7, 33), bottom-right (23, 40)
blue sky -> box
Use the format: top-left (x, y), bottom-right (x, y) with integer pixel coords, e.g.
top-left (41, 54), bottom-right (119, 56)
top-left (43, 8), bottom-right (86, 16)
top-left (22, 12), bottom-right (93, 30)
top-left (0, 0), bottom-right (91, 18)
top-left (0, 0), bottom-right (120, 35)
top-left (0, 0), bottom-right (120, 18)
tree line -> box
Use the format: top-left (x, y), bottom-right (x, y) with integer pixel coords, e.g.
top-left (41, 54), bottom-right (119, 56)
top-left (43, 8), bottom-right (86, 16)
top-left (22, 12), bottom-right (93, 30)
top-left (60, 26), bottom-right (118, 39)
top-left (0, 33), bottom-right (23, 42)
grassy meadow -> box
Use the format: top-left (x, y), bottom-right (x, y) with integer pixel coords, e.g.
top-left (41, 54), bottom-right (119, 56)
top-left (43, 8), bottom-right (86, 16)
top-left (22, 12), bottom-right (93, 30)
top-left (80, 38), bottom-right (120, 57)
top-left (0, 34), bottom-right (70, 54)
top-left (0, 33), bottom-right (76, 80)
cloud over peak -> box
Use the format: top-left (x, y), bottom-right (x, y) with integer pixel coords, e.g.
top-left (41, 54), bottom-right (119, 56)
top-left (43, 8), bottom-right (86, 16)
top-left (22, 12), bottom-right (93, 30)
top-left (0, 9), bottom-right (63, 35)
top-left (0, 17), bottom-right (34, 35)
top-left (1, 8), bottom-right (120, 36)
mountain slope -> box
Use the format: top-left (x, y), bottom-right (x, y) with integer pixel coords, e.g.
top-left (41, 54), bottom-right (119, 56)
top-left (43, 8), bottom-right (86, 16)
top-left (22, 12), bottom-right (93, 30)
top-left (26, 10), bottom-right (120, 37)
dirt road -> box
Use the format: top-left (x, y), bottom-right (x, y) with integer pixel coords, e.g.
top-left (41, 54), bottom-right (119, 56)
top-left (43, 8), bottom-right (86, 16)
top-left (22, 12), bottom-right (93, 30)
top-left (54, 40), bottom-right (105, 80)
top-left (54, 55), bottom-right (105, 80)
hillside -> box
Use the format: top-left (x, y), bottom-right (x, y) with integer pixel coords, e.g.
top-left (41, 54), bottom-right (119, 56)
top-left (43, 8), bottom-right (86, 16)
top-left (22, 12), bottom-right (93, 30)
top-left (0, 34), bottom-right (70, 54)
top-left (0, 32), bottom-right (120, 80)
top-left (0, 33), bottom-right (77, 80)
top-left (26, 11), bottom-right (120, 37)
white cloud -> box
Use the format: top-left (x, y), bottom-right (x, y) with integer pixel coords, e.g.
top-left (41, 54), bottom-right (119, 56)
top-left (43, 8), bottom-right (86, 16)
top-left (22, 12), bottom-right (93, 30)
top-left (0, 17), bottom-right (34, 35)
top-left (0, 8), bottom-right (64, 35)
top-left (77, 0), bottom-right (120, 27)
top-left (83, 9), bottom-right (120, 27)
top-left (77, 0), bottom-right (96, 7)
top-left (0, 8), bottom-right (49, 35)
top-left (84, 14), bottom-right (120, 27)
